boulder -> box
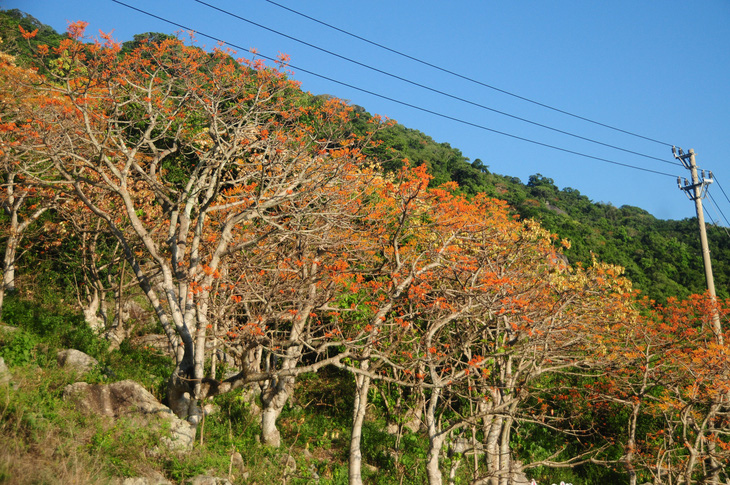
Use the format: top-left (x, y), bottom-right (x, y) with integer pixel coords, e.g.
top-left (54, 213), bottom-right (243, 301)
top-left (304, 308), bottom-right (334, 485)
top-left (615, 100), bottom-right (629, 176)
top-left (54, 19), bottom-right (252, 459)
top-left (280, 453), bottom-right (297, 474)
top-left (0, 356), bottom-right (10, 386)
top-left (57, 349), bottom-right (99, 374)
top-left (130, 334), bottom-right (175, 357)
top-left (121, 471), bottom-right (173, 485)
top-left (184, 477), bottom-right (232, 485)
top-left (63, 380), bottom-right (196, 452)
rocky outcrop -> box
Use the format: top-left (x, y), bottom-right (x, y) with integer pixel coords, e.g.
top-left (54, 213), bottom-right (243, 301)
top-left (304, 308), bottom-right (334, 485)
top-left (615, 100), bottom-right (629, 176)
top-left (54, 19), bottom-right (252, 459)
top-left (63, 380), bottom-right (196, 452)
top-left (57, 349), bottom-right (99, 374)
top-left (130, 334), bottom-right (175, 357)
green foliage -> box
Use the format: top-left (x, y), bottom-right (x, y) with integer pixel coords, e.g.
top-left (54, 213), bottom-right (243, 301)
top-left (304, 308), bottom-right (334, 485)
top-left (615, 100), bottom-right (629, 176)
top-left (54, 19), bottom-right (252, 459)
top-left (0, 8), bottom-right (66, 68)
top-left (1, 293), bottom-right (105, 359)
top-left (0, 328), bottom-right (37, 366)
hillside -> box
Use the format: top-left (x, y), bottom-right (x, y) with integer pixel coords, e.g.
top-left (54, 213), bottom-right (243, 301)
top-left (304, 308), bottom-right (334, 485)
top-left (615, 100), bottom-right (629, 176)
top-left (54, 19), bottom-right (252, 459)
top-left (350, 110), bottom-right (729, 302)
top-left (0, 10), bottom-right (728, 485)
top-left (2, 8), bottom-right (727, 303)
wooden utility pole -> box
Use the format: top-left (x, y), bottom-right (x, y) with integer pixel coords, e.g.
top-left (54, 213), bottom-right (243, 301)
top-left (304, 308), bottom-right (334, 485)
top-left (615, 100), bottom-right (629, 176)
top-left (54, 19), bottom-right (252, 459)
top-left (674, 147), bottom-right (723, 344)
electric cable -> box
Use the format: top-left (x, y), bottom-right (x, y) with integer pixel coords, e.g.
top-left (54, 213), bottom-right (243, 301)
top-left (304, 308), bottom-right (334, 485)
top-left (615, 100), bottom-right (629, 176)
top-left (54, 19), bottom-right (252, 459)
top-left (193, 0), bottom-right (681, 168)
top-left (713, 176), bottom-right (730, 210)
top-left (703, 200), bottom-right (730, 239)
top-left (109, 0), bottom-right (681, 179)
top-left (707, 191), bottom-right (730, 231)
top-left (262, 0), bottom-right (675, 148)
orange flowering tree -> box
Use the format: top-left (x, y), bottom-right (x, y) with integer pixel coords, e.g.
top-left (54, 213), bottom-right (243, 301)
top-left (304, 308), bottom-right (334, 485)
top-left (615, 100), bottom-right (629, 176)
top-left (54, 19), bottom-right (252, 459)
top-left (322, 164), bottom-right (636, 485)
top-left (0, 41), bottom-right (59, 315)
top-left (587, 294), bottom-right (729, 484)
top-left (14, 24), bottom-right (385, 429)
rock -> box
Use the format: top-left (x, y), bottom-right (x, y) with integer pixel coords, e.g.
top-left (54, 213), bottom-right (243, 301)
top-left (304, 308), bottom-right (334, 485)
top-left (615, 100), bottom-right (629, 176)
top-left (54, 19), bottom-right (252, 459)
top-left (184, 476), bottom-right (232, 485)
top-left (280, 453), bottom-right (297, 474)
top-left (130, 334), bottom-right (175, 357)
top-left (308, 463), bottom-right (320, 481)
top-left (230, 451), bottom-right (244, 470)
top-left (510, 459), bottom-right (532, 484)
top-left (0, 356), bottom-right (9, 386)
top-left (449, 437), bottom-right (471, 456)
top-left (122, 471), bottom-right (172, 485)
top-left (57, 349), bottom-right (99, 374)
top-left (63, 380), bottom-right (196, 452)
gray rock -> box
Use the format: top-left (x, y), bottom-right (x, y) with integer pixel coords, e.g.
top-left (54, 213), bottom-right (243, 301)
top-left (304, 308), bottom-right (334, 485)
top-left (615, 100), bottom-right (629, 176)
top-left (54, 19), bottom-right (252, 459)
top-left (230, 451), bottom-right (244, 470)
top-left (184, 476), bottom-right (232, 485)
top-left (280, 453), bottom-right (297, 474)
top-left (130, 334), bottom-right (175, 357)
top-left (0, 356), bottom-right (9, 386)
top-left (122, 471), bottom-right (172, 485)
top-left (308, 463), bottom-right (320, 481)
top-left (63, 380), bottom-right (196, 452)
top-left (57, 349), bottom-right (98, 374)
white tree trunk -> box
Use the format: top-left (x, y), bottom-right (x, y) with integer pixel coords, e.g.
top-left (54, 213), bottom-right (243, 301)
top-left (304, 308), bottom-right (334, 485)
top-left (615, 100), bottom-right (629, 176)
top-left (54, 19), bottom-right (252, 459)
top-left (260, 374), bottom-right (295, 447)
top-left (424, 387), bottom-right (445, 485)
top-left (485, 416), bottom-right (502, 484)
top-left (426, 433), bottom-right (447, 485)
top-left (82, 288), bottom-right (104, 333)
top-left (349, 365), bottom-right (371, 485)
top-left (498, 417), bottom-right (513, 485)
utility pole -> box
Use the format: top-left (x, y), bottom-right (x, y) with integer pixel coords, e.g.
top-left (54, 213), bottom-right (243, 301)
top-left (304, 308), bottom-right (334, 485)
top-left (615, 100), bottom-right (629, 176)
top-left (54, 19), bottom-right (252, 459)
top-left (674, 147), bottom-right (723, 344)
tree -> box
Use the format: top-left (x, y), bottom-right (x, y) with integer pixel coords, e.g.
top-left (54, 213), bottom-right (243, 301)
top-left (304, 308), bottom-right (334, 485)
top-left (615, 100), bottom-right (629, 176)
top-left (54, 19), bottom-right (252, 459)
top-left (585, 293), bottom-right (729, 484)
top-left (332, 165), bottom-right (637, 485)
top-left (14, 25), bottom-right (385, 434)
top-left (0, 43), bottom-right (57, 316)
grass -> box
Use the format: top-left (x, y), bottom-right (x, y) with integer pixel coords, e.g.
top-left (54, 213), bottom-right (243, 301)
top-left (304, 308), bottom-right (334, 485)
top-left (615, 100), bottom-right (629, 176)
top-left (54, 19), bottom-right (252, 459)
top-left (0, 292), bottom-right (440, 484)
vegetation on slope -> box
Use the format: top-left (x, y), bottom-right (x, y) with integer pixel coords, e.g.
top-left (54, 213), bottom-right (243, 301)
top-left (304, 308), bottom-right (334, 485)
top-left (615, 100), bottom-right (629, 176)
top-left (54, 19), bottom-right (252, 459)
top-left (0, 10), bottom-right (728, 485)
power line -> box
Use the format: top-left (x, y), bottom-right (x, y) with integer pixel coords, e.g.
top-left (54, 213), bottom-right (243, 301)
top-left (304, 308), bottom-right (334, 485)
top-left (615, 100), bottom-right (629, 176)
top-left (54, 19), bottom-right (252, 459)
top-left (193, 0), bottom-right (681, 168)
top-left (704, 195), bottom-right (730, 242)
top-left (262, 0), bottom-right (676, 148)
top-left (108, 0), bottom-right (680, 179)
top-left (714, 176), bottom-right (730, 210)
top-left (707, 191), bottom-right (730, 232)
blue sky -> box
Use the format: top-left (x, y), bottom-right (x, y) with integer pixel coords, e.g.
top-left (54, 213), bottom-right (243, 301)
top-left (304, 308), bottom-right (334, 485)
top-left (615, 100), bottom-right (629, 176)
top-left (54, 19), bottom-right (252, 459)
top-left (3, 0), bottom-right (729, 221)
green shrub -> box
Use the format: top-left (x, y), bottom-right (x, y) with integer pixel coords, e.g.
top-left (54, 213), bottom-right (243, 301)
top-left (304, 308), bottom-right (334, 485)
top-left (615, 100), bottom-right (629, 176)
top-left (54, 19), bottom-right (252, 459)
top-left (0, 329), bottom-right (38, 367)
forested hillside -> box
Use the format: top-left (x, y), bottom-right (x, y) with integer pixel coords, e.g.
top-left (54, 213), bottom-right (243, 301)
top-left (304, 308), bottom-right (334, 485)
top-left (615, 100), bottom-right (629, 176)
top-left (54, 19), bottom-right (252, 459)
top-left (2, 8), bottom-right (727, 303)
top-left (351, 116), bottom-right (730, 302)
top-left (0, 10), bottom-right (728, 485)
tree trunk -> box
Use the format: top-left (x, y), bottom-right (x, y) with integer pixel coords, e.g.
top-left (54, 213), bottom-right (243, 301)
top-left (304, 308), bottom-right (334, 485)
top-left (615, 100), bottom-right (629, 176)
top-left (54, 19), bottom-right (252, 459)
top-left (483, 403), bottom-right (502, 485)
top-left (260, 373), bottom-right (295, 447)
top-left (0, 231), bottom-right (19, 317)
top-left (498, 417), bottom-right (512, 485)
top-left (627, 402), bottom-right (640, 485)
top-left (82, 288), bottom-right (104, 332)
top-left (349, 364), bottom-right (371, 485)
top-left (426, 433), bottom-right (447, 485)
top-left (260, 345), bottom-right (301, 447)
top-left (424, 386), bottom-right (444, 485)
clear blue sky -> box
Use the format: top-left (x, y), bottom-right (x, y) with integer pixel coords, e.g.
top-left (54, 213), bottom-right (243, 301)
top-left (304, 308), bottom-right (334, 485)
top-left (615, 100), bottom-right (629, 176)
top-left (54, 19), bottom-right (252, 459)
top-left (3, 0), bottom-right (729, 221)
